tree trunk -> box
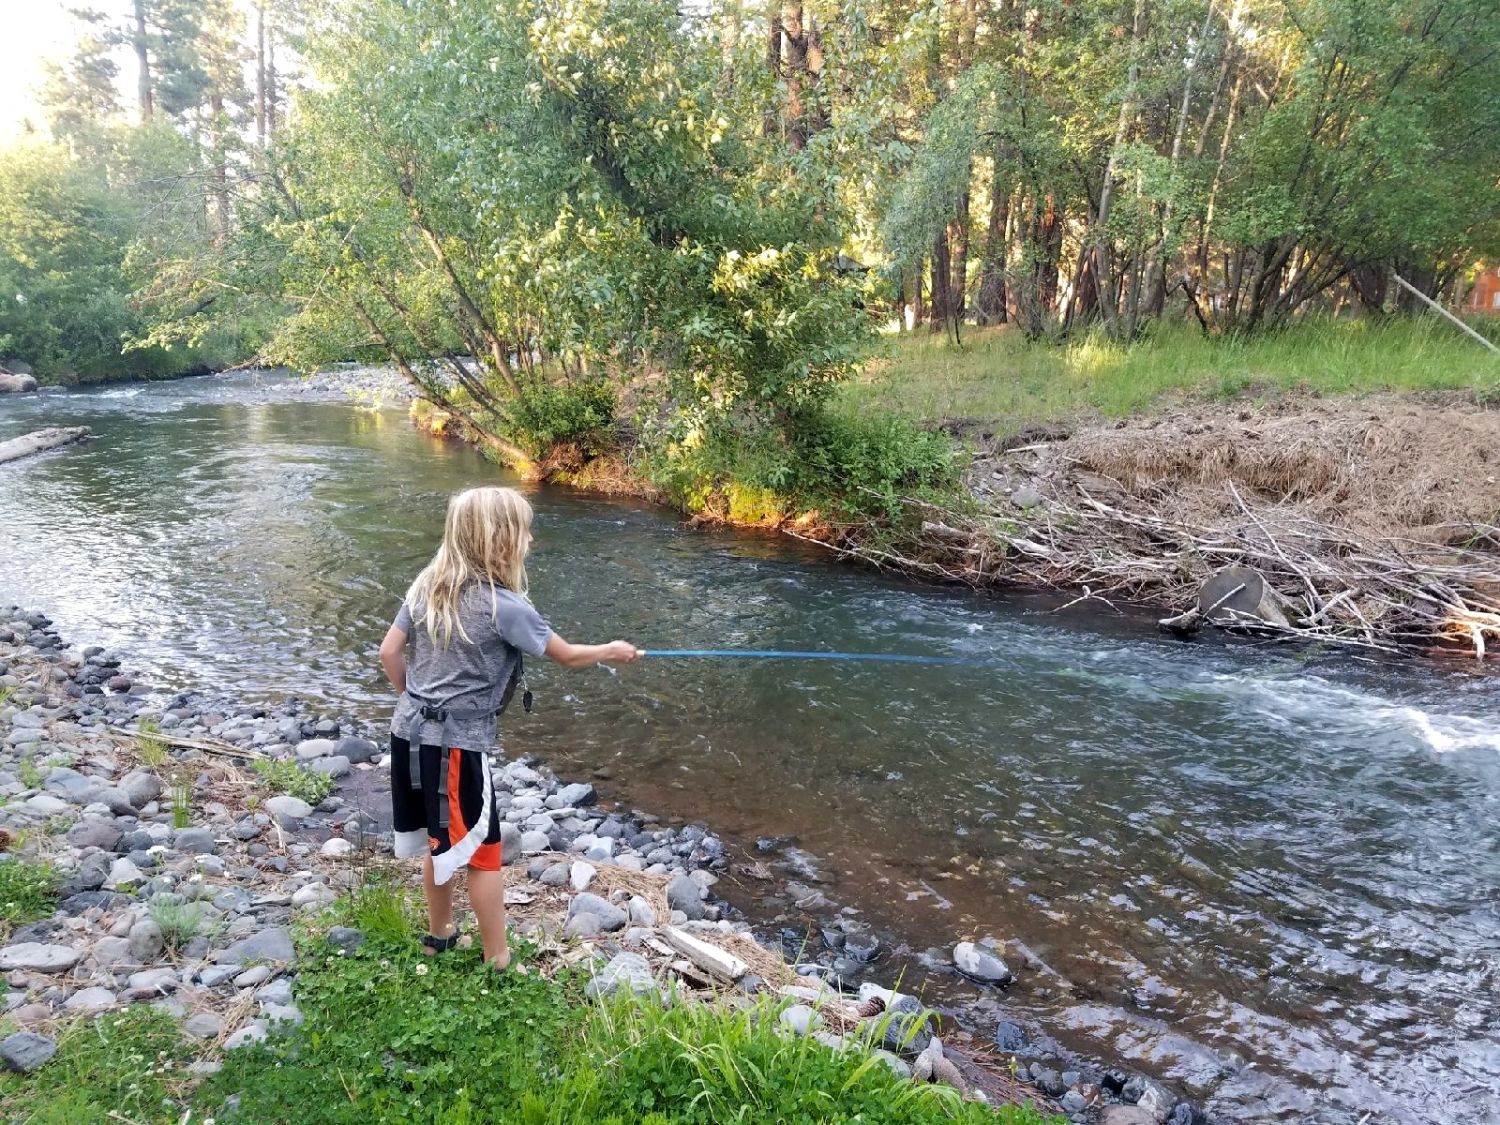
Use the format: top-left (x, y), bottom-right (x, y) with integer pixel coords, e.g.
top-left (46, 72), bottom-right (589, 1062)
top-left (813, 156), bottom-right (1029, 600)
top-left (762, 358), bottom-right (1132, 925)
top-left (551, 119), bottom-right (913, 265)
top-left (976, 173), bottom-right (1010, 325)
top-left (781, 3), bottom-right (808, 152)
top-left (210, 93), bottom-right (230, 246)
top-left (763, 1), bottom-right (781, 138)
top-left (256, 1), bottom-right (268, 146)
top-left (929, 232), bottom-right (952, 332)
top-left (133, 0), bottom-right (153, 122)
top-left (950, 180), bottom-right (972, 327)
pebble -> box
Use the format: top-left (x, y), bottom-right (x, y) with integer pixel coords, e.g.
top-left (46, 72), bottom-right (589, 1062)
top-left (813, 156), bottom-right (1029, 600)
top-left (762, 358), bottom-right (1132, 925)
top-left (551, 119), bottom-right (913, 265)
top-left (953, 941), bottom-right (1013, 985)
top-left (264, 795), bottom-right (312, 822)
top-left (780, 1004), bottom-right (822, 1036)
top-left (585, 951), bottom-right (656, 998)
top-left (0, 943), bottom-right (83, 973)
top-left (568, 892), bottom-right (627, 932)
top-left (0, 1031), bottom-right (56, 1072)
top-left (320, 837), bottom-right (353, 858)
top-left (326, 926), bottom-right (365, 954)
top-left (63, 986), bottom-right (117, 1012)
top-left (173, 827), bottom-right (218, 855)
top-left (225, 1021), bottom-right (268, 1050)
top-left (569, 861), bottom-right (596, 891)
top-left (234, 965), bottom-right (273, 988)
top-left (184, 1012), bottom-right (224, 1040)
top-left (667, 874), bottom-right (705, 920)
top-left (217, 927), bottom-right (296, 966)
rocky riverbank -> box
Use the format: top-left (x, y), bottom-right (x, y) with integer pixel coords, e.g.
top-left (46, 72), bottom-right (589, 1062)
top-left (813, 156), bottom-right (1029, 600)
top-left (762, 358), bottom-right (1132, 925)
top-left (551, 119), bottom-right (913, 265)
top-left (0, 607), bottom-right (1199, 1124)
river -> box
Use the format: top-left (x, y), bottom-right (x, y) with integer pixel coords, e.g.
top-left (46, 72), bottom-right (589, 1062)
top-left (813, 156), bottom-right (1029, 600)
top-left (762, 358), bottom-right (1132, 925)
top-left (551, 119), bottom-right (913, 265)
top-left (1, 373), bottom-right (1497, 1124)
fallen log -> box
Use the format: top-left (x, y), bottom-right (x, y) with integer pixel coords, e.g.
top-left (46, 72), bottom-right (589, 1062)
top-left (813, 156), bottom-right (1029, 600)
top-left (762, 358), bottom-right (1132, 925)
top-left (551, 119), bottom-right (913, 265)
top-left (0, 427), bottom-right (92, 465)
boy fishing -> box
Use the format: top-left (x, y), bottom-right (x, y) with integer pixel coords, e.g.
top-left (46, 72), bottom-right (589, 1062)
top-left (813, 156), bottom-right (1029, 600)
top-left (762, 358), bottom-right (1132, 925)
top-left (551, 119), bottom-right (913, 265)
top-left (378, 485), bottom-right (640, 969)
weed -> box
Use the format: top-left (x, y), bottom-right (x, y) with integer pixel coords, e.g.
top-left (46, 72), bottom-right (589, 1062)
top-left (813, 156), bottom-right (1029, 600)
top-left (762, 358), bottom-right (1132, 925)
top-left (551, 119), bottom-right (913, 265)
top-left (0, 858), bottom-right (58, 937)
top-left (252, 757), bottom-right (334, 806)
top-left (17, 759), bottom-right (42, 789)
top-left (147, 898), bottom-right (216, 953)
top-left (0, 686), bottom-right (14, 709)
top-left (135, 718), bottom-right (170, 769)
top-left (343, 868), bottom-right (422, 946)
top-left (0, 1007), bottom-right (194, 1122)
top-left (170, 784), bottom-right (191, 830)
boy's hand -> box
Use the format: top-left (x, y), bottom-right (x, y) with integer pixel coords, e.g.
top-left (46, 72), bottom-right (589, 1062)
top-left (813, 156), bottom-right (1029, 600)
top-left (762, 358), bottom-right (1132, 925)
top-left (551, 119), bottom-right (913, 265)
top-left (600, 641), bottom-right (643, 664)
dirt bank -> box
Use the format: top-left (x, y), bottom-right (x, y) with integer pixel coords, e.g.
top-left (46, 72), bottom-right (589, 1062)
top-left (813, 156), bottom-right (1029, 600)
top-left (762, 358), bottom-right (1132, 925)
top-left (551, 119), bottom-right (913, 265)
top-left (932, 393), bottom-right (1500, 655)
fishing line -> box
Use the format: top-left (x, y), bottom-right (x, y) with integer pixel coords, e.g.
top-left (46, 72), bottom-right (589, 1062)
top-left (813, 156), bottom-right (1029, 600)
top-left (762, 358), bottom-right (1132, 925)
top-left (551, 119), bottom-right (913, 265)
top-left (641, 648), bottom-right (1018, 670)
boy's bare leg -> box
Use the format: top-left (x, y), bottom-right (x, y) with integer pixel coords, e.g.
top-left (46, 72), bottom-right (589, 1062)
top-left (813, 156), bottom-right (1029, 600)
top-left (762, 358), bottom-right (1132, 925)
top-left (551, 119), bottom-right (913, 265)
top-left (467, 867), bottom-right (510, 967)
top-left (422, 854), bottom-right (456, 952)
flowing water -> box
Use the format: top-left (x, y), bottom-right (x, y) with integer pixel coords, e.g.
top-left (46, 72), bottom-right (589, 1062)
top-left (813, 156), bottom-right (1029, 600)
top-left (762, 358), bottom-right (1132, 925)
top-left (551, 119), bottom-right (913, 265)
top-left (1, 373), bottom-right (1497, 1124)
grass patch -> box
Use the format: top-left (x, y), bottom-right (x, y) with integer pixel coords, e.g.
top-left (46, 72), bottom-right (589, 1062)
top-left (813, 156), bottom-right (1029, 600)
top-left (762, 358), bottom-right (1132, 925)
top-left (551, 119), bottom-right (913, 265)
top-left (147, 898), bottom-right (217, 953)
top-left (0, 885), bottom-right (1063, 1124)
top-left (252, 756), bottom-right (335, 806)
top-left (16, 759), bottom-right (42, 790)
top-left (0, 1007), bottom-right (196, 1124)
top-left (135, 718), bottom-right (170, 770)
top-left (0, 858), bottom-right (58, 937)
top-left (195, 905), bottom-right (1063, 1125)
top-left (843, 317), bottom-right (1500, 432)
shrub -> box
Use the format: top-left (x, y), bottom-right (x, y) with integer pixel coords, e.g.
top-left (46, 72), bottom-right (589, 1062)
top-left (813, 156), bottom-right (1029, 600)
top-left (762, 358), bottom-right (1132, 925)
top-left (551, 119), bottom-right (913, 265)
top-left (252, 757), bottom-right (335, 806)
top-left (503, 378), bottom-right (617, 459)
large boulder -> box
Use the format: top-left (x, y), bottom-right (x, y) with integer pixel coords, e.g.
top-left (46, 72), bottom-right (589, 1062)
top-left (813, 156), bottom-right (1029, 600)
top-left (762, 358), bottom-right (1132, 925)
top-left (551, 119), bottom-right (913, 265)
top-left (0, 371), bottom-right (38, 394)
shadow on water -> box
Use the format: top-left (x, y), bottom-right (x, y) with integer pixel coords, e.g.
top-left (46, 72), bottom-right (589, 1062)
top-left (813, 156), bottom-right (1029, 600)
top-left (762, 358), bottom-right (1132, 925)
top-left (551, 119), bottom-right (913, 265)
top-left (2, 373), bottom-right (1498, 1124)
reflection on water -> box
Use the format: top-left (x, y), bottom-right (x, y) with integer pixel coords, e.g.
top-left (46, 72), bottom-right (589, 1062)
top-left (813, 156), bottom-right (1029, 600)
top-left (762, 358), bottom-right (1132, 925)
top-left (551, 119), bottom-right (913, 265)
top-left (1, 373), bottom-right (1498, 1124)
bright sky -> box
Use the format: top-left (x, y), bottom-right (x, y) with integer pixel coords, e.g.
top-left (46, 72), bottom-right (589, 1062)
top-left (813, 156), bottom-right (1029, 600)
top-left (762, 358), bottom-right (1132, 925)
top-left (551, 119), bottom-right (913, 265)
top-left (4, 0), bottom-right (90, 139)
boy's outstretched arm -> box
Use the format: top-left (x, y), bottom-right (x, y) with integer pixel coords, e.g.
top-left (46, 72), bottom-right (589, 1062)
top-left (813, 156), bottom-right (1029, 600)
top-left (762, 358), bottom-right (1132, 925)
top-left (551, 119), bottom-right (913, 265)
top-left (379, 624), bottom-right (408, 694)
top-left (544, 634), bottom-right (641, 670)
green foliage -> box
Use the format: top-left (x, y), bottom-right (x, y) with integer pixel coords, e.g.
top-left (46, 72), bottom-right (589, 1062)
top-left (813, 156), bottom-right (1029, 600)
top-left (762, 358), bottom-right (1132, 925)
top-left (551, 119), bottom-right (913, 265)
top-left (342, 869), bottom-right (424, 946)
top-left (196, 910), bottom-right (1061, 1125)
top-left (135, 718), bottom-right (170, 770)
top-left (544, 993), bottom-right (1056, 1125)
top-left (198, 927), bottom-right (573, 1123)
top-left (0, 859), bottom-right (59, 937)
top-left (0, 1008), bottom-right (194, 1123)
top-left (147, 897), bottom-right (216, 952)
top-left (252, 757), bottom-right (335, 806)
top-left (846, 319), bottom-right (1500, 432)
top-left (654, 407), bottom-right (959, 523)
top-left (17, 759), bottom-right (43, 790)
top-left (503, 378), bottom-right (618, 459)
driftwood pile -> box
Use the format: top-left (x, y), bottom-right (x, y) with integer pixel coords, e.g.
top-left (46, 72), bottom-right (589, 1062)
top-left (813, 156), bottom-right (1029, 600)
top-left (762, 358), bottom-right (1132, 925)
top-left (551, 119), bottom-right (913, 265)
top-left (802, 474), bottom-right (1500, 660)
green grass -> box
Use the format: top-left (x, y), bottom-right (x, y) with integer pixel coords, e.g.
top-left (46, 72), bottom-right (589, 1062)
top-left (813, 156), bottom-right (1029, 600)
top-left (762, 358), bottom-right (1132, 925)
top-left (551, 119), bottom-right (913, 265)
top-left (0, 858), bottom-right (58, 938)
top-left (135, 718), bottom-right (170, 770)
top-left (252, 756), bottom-right (335, 806)
top-left (840, 317), bottom-right (1500, 432)
top-left (0, 877), bottom-right (1065, 1125)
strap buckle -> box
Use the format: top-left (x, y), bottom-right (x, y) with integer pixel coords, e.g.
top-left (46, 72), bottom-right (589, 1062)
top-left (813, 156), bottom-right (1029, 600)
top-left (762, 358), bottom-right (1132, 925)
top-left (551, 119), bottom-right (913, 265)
top-left (420, 704), bottom-right (448, 722)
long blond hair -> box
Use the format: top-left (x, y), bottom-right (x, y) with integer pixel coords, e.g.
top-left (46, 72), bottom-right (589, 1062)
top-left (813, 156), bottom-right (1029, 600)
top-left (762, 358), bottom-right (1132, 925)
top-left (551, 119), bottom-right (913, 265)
top-left (405, 486), bottom-right (533, 646)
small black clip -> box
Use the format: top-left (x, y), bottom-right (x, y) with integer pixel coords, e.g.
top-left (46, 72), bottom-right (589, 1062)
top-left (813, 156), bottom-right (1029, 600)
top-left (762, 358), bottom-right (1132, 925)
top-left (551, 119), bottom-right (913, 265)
top-left (522, 689), bottom-right (534, 714)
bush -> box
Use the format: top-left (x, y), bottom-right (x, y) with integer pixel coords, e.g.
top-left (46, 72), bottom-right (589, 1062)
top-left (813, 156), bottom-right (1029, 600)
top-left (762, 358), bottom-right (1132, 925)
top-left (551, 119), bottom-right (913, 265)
top-left (252, 757), bottom-right (335, 806)
top-left (0, 858), bottom-right (58, 937)
top-left (503, 378), bottom-right (617, 459)
top-left (652, 407), bottom-right (960, 524)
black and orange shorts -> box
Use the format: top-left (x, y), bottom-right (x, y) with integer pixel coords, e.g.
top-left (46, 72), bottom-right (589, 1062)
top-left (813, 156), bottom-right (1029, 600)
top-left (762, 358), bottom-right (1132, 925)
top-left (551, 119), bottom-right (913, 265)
top-left (390, 736), bottom-right (502, 884)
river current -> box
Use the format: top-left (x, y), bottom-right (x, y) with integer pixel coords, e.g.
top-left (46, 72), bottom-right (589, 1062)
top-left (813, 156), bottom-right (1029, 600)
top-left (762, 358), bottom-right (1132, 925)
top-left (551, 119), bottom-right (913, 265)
top-left (1, 373), bottom-right (1496, 1124)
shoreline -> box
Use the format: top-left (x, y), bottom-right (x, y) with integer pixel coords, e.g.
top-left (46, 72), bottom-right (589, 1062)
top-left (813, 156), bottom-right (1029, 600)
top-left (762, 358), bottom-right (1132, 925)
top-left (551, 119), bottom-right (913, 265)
top-left (412, 390), bottom-right (1500, 663)
top-left (0, 608), bottom-right (1206, 1124)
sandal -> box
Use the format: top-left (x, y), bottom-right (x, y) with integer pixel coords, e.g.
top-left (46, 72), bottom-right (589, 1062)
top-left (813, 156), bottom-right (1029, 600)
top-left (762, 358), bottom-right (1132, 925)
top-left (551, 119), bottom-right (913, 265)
top-left (421, 925), bottom-right (461, 955)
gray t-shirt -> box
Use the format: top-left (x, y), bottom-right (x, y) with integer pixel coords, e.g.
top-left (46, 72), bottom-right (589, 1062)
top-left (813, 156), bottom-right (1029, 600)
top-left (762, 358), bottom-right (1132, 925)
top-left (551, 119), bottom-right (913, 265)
top-left (390, 583), bottom-right (552, 751)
